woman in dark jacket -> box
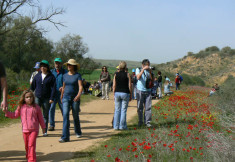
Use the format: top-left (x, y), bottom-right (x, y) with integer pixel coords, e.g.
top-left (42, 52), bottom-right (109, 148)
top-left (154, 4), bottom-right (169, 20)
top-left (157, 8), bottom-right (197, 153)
top-left (112, 61), bottom-right (132, 130)
top-left (31, 60), bottom-right (56, 136)
top-left (100, 66), bottom-right (110, 100)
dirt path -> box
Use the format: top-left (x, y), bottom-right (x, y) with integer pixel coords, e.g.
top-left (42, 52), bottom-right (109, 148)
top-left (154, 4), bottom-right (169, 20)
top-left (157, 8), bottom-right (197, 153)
top-left (0, 95), bottom-right (158, 162)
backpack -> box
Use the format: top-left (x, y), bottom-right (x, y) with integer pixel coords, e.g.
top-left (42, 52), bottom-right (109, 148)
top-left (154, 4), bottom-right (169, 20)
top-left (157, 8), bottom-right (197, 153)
top-left (179, 75), bottom-right (183, 82)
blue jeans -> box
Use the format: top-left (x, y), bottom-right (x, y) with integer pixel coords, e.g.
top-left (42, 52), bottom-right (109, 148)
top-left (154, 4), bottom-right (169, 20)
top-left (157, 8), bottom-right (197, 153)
top-left (113, 92), bottom-right (130, 130)
top-left (132, 84), bottom-right (137, 100)
top-left (61, 97), bottom-right (82, 141)
top-left (49, 93), bottom-right (63, 127)
top-left (176, 83), bottom-right (180, 90)
top-left (35, 97), bottom-right (50, 133)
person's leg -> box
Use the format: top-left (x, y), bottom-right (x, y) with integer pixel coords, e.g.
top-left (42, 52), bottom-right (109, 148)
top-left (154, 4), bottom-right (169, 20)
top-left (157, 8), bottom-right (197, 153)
top-left (35, 97), bottom-right (41, 107)
top-left (23, 132), bottom-right (29, 160)
top-left (105, 81), bottom-right (109, 99)
top-left (119, 93), bottom-right (129, 130)
top-left (101, 82), bottom-right (105, 99)
top-left (133, 85), bottom-right (137, 100)
top-left (145, 91), bottom-right (152, 124)
top-left (58, 95), bottom-right (63, 115)
top-left (27, 131), bottom-right (38, 162)
top-left (49, 98), bottom-right (57, 129)
top-left (113, 92), bottom-right (121, 129)
top-left (42, 98), bottom-right (50, 133)
top-left (61, 98), bottom-right (70, 141)
top-left (158, 84), bottom-right (162, 98)
top-left (137, 89), bottom-right (144, 126)
top-left (72, 100), bottom-right (82, 136)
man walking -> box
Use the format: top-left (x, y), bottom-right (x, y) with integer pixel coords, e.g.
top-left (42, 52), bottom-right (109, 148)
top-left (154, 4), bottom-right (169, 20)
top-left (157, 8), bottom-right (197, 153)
top-left (49, 58), bottom-right (67, 131)
top-left (136, 59), bottom-right (153, 127)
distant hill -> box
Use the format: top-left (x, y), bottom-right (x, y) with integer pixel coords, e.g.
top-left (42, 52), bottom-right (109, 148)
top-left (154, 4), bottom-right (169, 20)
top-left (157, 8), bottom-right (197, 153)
top-left (94, 59), bottom-right (157, 69)
top-left (155, 46), bottom-right (235, 86)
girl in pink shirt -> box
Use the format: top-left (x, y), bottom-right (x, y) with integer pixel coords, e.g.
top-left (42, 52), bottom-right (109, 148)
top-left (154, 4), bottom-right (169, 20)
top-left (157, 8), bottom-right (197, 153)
top-left (3, 89), bottom-right (46, 162)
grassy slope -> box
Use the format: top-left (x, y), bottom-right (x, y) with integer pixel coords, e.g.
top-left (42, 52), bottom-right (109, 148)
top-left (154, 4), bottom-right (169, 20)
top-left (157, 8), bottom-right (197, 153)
top-left (71, 87), bottom-right (233, 162)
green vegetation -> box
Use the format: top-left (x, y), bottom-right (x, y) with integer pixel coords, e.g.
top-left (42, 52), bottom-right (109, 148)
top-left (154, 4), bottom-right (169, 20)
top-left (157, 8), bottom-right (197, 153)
top-left (72, 87), bottom-right (234, 162)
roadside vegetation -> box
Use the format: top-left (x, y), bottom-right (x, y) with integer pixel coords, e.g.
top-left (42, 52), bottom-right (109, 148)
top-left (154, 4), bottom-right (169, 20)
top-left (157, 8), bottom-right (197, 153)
top-left (72, 83), bottom-right (234, 162)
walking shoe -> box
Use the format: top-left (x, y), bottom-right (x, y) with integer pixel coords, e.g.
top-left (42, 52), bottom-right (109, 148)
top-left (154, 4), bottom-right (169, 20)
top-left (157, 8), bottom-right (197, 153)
top-left (76, 134), bottom-right (82, 138)
top-left (101, 97), bottom-right (105, 100)
top-left (43, 133), bottom-right (48, 137)
top-left (59, 138), bottom-right (69, 143)
top-left (48, 127), bottom-right (54, 131)
top-left (146, 123), bottom-right (152, 128)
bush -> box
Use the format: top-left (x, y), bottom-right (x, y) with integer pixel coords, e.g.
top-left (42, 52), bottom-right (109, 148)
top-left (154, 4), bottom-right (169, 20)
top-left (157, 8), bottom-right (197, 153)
top-left (6, 68), bottom-right (18, 93)
top-left (181, 74), bottom-right (205, 86)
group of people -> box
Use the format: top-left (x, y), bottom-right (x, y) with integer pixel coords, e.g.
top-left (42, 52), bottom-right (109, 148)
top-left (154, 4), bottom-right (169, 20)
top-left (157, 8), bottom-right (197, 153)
top-left (0, 58), bottom-right (219, 162)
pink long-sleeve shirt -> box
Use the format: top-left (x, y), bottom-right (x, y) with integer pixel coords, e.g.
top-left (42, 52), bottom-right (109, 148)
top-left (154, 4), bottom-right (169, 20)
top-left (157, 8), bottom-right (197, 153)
top-left (5, 104), bottom-right (46, 132)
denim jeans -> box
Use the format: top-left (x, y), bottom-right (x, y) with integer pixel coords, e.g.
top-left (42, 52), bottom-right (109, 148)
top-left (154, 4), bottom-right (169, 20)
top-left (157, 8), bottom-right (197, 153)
top-left (158, 82), bottom-right (162, 97)
top-left (136, 89), bottom-right (152, 125)
top-left (61, 96), bottom-right (82, 141)
top-left (49, 93), bottom-right (63, 127)
top-left (176, 83), bottom-right (180, 90)
top-left (132, 84), bottom-right (137, 100)
top-left (113, 92), bottom-right (130, 130)
top-left (35, 97), bottom-right (50, 133)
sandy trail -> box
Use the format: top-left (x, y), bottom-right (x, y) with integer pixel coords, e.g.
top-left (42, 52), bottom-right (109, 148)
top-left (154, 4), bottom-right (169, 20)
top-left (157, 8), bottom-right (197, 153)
top-left (0, 95), bottom-right (158, 162)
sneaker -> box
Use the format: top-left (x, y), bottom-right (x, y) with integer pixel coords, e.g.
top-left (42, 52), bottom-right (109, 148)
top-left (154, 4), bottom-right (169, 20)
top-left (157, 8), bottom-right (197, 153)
top-left (43, 133), bottom-right (48, 137)
top-left (58, 138), bottom-right (69, 143)
top-left (48, 127), bottom-right (54, 131)
top-left (146, 123), bottom-right (152, 128)
top-left (101, 97), bottom-right (105, 100)
top-left (76, 134), bottom-right (82, 138)
top-left (106, 98), bottom-right (109, 100)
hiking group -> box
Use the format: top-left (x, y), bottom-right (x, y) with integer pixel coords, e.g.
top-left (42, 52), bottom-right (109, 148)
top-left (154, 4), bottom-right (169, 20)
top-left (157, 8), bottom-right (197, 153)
top-left (0, 58), bottom-right (185, 162)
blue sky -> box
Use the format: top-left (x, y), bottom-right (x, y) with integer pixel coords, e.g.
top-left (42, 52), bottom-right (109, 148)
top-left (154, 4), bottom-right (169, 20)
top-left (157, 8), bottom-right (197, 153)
top-left (39, 0), bottom-right (235, 64)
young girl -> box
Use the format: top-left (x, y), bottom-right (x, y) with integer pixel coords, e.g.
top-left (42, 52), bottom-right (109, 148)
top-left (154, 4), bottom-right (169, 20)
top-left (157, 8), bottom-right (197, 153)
top-left (3, 89), bottom-right (46, 162)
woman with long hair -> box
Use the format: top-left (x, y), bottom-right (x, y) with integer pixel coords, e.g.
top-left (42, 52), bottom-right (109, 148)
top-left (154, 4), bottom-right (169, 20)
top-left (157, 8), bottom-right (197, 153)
top-left (100, 66), bottom-right (110, 100)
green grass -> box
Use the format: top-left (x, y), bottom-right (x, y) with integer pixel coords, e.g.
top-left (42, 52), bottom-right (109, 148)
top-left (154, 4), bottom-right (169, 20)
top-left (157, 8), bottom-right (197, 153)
top-left (70, 87), bottom-right (234, 162)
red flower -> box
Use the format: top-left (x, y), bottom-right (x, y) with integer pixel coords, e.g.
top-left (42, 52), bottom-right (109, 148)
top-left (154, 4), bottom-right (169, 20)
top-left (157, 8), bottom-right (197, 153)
top-left (119, 148), bottom-right (122, 151)
top-left (115, 157), bottom-right (120, 162)
top-left (190, 157), bottom-right (193, 160)
top-left (91, 160), bottom-right (95, 162)
top-left (132, 148), bottom-right (137, 152)
top-left (199, 147), bottom-right (203, 150)
top-left (135, 155), bottom-right (138, 158)
top-left (171, 148), bottom-right (175, 151)
top-left (188, 125), bottom-right (193, 130)
top-left (163, 144), bottom-right (167, 147)
top-left (104, 145), bottom-right (108, 148)
top-left (107, 154), bottom-right (111, 157)
top-left (147, 159), bottom-right (151, 162)
top-left (187, 149), bottom-right (190, 152)
top-left (149, 154), bottom-right (152, 158)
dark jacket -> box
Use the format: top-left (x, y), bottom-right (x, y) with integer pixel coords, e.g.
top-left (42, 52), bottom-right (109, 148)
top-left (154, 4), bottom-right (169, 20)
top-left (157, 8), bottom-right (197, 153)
top-left (31, 71), bottom-right (56, 100)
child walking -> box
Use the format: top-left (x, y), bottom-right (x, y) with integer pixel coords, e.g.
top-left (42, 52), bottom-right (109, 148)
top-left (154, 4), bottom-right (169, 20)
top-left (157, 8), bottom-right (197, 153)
top-left (3, 89), bottom-right (46, 162)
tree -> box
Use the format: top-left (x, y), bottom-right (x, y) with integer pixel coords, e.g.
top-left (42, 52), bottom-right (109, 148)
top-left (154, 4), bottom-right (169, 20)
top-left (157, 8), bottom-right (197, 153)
top-left (1, 16), bottom-right (54, 72)
top-left (0, 0), bottom-right (65, 35)
top-left (55, 34), bottom-right (99, 74)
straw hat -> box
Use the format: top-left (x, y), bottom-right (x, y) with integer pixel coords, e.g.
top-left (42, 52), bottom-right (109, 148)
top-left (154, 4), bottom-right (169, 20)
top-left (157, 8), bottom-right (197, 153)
top-left (64, 59), bottom-right (80, 70)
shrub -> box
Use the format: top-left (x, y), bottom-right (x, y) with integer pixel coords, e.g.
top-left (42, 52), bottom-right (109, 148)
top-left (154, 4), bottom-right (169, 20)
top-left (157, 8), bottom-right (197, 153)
top-left (6, 68), bottom-right (18, 93)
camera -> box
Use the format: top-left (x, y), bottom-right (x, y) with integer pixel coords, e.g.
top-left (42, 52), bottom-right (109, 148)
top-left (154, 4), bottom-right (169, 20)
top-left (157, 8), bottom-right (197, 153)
top-left (149, 66), bottom-right (155, 70)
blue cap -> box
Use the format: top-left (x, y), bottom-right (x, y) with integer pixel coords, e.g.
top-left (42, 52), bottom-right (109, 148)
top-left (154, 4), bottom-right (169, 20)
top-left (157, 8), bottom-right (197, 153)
top-left (34, 62), bottom-right (40, 69)
top-left (132, 69), bottom-right (135, 72)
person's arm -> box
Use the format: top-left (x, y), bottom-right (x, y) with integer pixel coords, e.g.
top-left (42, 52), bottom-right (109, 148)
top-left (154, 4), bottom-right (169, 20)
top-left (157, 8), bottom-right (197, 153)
top-left (4, 106), bottom-right (21, 118)
top-left (136, 66), bottom-right (149, 80)
top-left (36, 105), bottom-right (46, 133)
top-left (127, 73), bottom-right (132, 101)
top-left (112, 74), bottom-right (116, 94)
top-left (74, 79), bottom-right (83, 102)
top-left (1, 77), bottom-right (8, 110)
top-left (60, 82), bottom-right (65, 102)
top-left (49, 76), bottom-right (56, 103)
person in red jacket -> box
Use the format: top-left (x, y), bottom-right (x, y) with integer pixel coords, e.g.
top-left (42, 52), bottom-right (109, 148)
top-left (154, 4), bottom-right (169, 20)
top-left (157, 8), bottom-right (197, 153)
top-left (175, 73), bottom-right (181, 90)
top-left (3, 90), bottom-right (46, 162)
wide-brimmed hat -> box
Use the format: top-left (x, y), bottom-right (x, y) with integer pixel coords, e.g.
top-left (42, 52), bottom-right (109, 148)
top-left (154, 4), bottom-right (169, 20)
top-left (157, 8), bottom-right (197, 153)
top-left (64, 59), bottom-right (80, 70)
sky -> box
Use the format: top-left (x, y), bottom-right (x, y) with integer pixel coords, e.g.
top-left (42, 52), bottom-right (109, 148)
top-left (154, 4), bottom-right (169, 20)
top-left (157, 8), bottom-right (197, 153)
top-left (37, 0), bottom-right (235, 64)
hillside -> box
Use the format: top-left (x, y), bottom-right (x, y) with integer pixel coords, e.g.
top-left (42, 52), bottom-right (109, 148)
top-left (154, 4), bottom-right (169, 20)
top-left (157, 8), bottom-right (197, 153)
top-left (94, 59), bottom-right (157, 69)
top-left (155, 46), bottom-right (235, 86)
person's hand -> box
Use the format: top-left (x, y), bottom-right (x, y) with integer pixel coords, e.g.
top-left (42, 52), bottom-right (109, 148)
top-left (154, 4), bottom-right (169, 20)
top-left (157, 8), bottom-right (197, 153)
top-left (143, 65), bottom-right (150, 70)
top-left (1, 101), bottom-right (8, 111)
top-left (59, 87), bottom-right (63, 92)
top-left (42, 128), bottom-right (46, 134)
top-left (49, 100), bottom-right (54, 104)
top-left (74, 95), bottom-right (80, 102)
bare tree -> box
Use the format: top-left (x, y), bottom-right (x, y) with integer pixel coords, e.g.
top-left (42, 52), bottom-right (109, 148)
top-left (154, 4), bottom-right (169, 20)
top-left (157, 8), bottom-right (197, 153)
top-left (0, 0), bottom-right (65, 35)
